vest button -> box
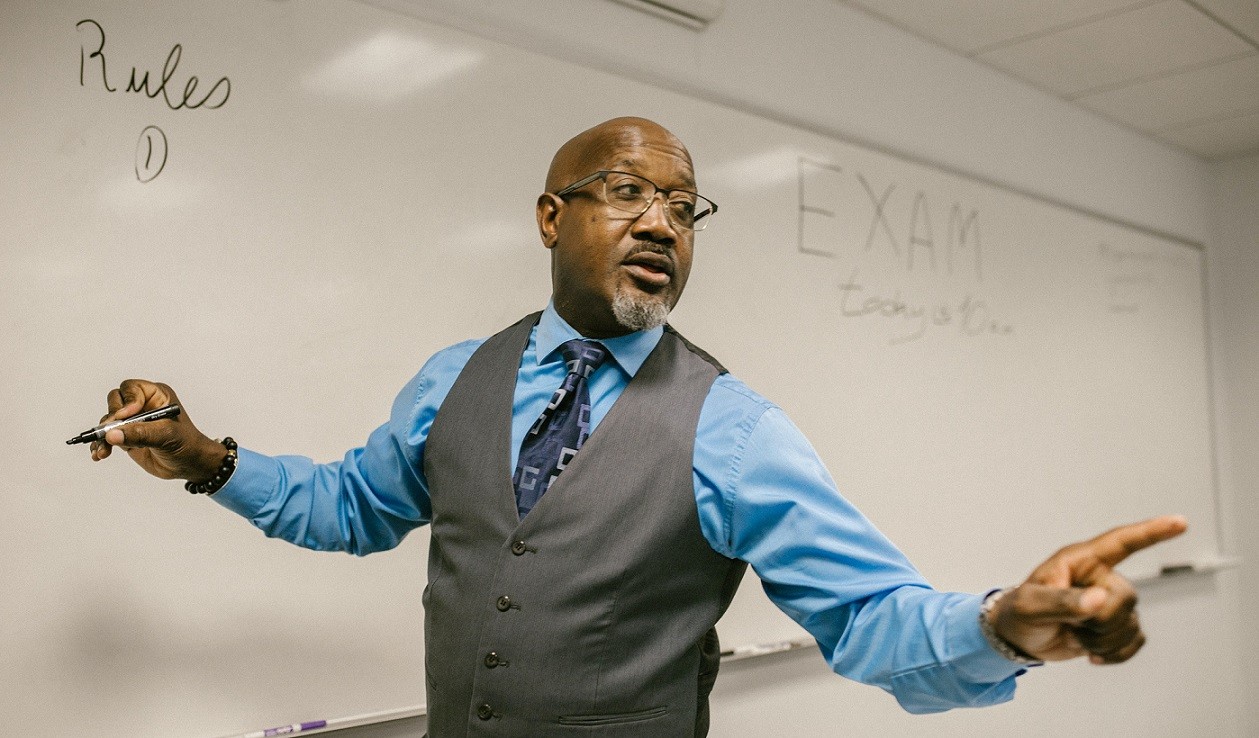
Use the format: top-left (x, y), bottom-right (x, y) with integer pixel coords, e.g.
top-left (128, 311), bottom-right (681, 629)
top-left (511, 540), bottom-right (528, 555)
top-left (477, 703), bottom-right (494, 720)
top-left (484, 651), bottom-right (501, 668)
top-left (496, 595), bottom-right (513, 612)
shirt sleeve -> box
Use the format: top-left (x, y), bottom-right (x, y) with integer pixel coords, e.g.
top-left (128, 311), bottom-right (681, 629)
top-left (693, 377), bottom-right (1027, 713)
top-left (210, 339), bottom-right (481, 555)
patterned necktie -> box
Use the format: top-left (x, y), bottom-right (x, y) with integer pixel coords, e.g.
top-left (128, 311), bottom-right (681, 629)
top-left (512, 339), bottom-right (609, 519)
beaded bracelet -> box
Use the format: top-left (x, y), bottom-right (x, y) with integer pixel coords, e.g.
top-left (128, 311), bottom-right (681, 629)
top-left (185, 437), bottom-right (238, 495)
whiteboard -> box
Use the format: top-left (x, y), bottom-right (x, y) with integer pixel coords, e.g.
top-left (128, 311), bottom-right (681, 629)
top-left (0, 0), bottom-right (1219, 736)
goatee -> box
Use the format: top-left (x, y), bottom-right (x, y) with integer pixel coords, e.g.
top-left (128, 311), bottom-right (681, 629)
top-left (611, 289), bottom-right (670, 332)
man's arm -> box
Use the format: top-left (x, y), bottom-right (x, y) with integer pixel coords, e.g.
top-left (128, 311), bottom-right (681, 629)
top-left (87, 341), bottom-right (483, 554)
top-left (695, 379), bottom-right (1184, 711)
top-left (696, 388), bottom-right (1023, 711)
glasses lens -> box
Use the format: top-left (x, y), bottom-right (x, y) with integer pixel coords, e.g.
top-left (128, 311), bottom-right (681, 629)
top-left (599, 172), bottom-right (716, 232)
top-left (665, 193), bottom-right (698, 230)
top-left (679, 194), bottom-right (716, 232)
top-left (602, 172), bottom-right (654, 214)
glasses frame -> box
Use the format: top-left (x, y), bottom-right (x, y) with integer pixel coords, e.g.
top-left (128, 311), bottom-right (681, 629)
top-left (554, 170), bottom-right (718, 232)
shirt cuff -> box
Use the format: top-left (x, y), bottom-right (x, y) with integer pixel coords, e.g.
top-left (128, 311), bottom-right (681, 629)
top-left (945, 593), bottom-right (1038, 684)
top-left (208, 447), bottom-right (280, 519)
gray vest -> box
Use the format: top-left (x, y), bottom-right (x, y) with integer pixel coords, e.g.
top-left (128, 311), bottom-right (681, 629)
top-left (422, 313), bottom-right (748, 737)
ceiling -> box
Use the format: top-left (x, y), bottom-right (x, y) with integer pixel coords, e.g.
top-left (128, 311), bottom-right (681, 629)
top-left (839, 0), bottom-right (1259, 161)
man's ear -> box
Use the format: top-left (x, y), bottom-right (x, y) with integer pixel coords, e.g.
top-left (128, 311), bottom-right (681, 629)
top-left (536, 193), bottom-right (563, 249)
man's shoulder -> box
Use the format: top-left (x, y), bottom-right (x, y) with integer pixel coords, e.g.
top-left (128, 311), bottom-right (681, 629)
top-left (393, 337), bottom-right (490, 415)
top-left (704, 372), bottom-right (779, 420)
top-left (423, 337), bottom-right (489, 373)
top-left (408, 313), bottom-right (541, 400)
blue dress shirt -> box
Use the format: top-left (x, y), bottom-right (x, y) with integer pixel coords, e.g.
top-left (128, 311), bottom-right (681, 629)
top-left (212, 303), bottom-right (1025, 713)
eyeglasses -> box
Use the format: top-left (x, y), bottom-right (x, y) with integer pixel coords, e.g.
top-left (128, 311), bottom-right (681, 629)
top-left (554, 170), bottom-right (718, 232)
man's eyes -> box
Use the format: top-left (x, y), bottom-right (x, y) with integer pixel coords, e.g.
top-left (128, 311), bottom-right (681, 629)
top-left (610, 183), bottom-right (644, 198)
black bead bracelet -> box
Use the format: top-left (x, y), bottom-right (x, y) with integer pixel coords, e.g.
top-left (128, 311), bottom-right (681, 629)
top-left (185, 437), bottom-right (238, 495)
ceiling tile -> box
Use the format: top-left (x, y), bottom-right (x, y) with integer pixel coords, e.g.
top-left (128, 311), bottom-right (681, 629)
top-left (1077, 53), bottom-right (1259, 131)
top-left (1191, 0), bottom-right (1259, 45)
top-left (1156, 109), bottom-right (1259, 158)
top-left (976, 0), bottom-right (1254, 96)
top-left (843, 0), bottom-right (1145, 55)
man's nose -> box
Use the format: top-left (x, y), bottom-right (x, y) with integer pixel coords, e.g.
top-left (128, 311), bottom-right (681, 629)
top-left (631, 194), bottom-right (678, 244)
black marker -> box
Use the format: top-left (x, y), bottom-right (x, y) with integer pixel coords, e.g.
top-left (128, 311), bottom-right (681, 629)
top-left (66, 404), bottom-right (181, 445)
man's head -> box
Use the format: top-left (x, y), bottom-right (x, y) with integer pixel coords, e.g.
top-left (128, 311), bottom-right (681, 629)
top-left (536, 117), bottom-right (699, 338)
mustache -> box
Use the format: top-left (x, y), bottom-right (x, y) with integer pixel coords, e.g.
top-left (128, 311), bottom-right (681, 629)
top-left (626, 241), bottom-right (673, 260)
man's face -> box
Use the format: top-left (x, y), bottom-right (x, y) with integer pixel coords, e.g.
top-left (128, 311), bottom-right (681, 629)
top-left (538, 122), bottom-right (695, 338)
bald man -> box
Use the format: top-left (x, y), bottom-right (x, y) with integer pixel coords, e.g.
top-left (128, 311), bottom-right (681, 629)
top-left (90, 117), bottom-right (1184, 737)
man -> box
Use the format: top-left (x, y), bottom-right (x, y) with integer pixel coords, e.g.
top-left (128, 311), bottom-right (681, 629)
top-left (89, 117), bottom-right (1186, 736)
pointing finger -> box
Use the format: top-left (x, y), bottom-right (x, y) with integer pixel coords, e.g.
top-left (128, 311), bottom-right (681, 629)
top-left (1083, 516), bottom-right (1188, 568)
top-left (1027, 516), bottom-right (1189, 589)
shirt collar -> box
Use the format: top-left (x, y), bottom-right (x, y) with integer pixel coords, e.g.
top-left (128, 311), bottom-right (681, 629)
top-left (535, 301), bottom-right (663, 378)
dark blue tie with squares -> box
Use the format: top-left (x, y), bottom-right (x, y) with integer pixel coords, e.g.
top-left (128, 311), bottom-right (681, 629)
top-left (512, 339), bottom-right (609, 519)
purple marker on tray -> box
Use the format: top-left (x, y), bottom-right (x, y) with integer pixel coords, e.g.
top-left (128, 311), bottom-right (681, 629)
top-left (257, 720), bottom-right (328, 737)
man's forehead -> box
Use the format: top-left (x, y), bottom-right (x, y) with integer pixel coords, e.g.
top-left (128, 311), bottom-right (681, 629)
top-left (604, 149), bottom-right (696, 189)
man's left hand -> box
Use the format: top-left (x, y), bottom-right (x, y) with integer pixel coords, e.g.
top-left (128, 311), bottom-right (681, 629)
top-left (989, 515), bottom-right (1188, 664)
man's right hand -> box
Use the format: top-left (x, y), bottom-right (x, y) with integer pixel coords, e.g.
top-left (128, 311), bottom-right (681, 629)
top-left (90, 379), bottom-right (226, 483)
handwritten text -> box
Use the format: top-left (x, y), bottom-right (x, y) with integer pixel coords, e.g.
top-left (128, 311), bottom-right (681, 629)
top-left (77, 19), bottom-right (230, 111)
top-left (837, 270), bottom-right (1013, 344)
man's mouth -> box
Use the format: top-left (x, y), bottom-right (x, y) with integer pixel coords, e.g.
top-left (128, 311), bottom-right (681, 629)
top-left (622, 251), bottom-right (674, 287)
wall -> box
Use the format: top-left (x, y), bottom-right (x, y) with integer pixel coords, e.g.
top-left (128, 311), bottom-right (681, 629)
top-left (1208, 153), bottom-right (1259, 734)
top-left (331, 0), bottom-right (1251, 735)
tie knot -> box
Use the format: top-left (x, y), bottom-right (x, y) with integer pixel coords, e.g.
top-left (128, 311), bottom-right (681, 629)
top-left (559, 339), bottom-right (608, 379)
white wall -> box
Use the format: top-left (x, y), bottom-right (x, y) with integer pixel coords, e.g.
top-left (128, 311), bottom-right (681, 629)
top-left (1208, 153), bottom-right (1259, 735)
top-left (337, 1), bottom-right (1253, 735)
